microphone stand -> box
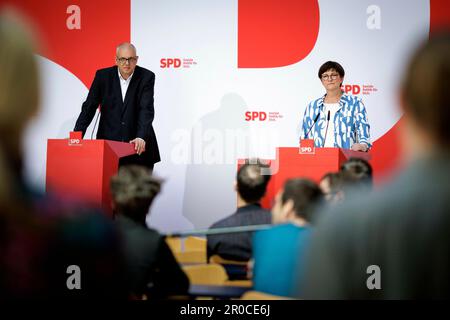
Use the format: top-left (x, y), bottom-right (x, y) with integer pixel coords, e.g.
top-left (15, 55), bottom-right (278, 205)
top-left (322, 110), bottom-right (331, 147)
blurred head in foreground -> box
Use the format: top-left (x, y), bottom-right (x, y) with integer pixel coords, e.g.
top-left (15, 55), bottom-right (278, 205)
top-left (401, 31), bottom-right (450, 157)
top-left (319, 157), bottom-right (373, 204)
top-left (110, 165), bottom-right (162, 224)
top-left (0, 10), bottom-right (39, 167)
top-left (319, 172), bottom-right (342, 203)
top-left (0, 10), bottom-right (39, 200)
top-left (272, 178), bottom-right (323, 225)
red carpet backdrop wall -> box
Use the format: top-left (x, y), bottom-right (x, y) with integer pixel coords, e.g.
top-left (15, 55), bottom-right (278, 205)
top-left (1, 0), bottom-right (449, 231)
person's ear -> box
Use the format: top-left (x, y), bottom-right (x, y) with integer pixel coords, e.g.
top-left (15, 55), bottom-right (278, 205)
top-left (233, 180), bottom-right (238, 191)
top-left (283, 199), bottom-right (295, 218)
top-left (286, 209), bottom-right (297, 221)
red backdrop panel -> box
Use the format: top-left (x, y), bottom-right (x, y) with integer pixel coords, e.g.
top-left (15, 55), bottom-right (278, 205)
top-left (0, 0), bottom-right (130, 87)
top-left (238, 0), bottom-right (319, 68)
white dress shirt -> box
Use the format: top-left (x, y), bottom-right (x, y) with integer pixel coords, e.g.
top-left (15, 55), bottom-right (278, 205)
top-left (323, 103), bottom-right (340, 147)
top-left (117, 70), bottom-right (145, 145)
top-left (118, 69), bottom-right (134, 102)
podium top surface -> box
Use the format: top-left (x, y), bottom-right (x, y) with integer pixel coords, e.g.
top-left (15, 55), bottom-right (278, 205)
top-left (48, 139), bottom-right (136, 158)
top-left (275, 147), bottom-right (371, 161)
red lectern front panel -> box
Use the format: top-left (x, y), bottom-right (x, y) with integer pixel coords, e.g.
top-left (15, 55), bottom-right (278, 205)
top-left (46, 139), bottom-right (135, 216)
top-left (239, 147), bottom-right (371, 209)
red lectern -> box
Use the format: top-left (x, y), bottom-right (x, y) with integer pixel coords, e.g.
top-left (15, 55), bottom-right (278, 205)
top-left (249, 147), bottom-right (371, 209)
top-left (46, 139), bottom-right (136, 215)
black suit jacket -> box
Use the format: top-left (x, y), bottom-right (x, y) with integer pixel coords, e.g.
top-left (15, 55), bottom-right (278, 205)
top-left (115, 214), bottom-right (189, 298)
top-left (74, 65), bottom-right (160, 165)
top-left (207, 204), bottom-right (272, 261)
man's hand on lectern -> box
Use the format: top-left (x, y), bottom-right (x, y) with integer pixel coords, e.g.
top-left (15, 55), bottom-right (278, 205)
top-left (130, 138), bottom-right (146, 155)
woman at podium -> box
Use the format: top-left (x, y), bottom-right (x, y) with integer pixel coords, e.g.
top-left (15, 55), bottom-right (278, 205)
top-left (300, 61), bottom-right (371, 152)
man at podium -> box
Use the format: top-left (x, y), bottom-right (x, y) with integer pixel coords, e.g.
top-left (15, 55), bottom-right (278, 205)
top-left (301, 61), bottom-right (371, 152)
top-left (74, 43), bottom-right (160, 170)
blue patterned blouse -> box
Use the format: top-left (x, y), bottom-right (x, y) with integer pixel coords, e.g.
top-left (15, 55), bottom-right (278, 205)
top-left (301, 93), bottom-right (372, 149)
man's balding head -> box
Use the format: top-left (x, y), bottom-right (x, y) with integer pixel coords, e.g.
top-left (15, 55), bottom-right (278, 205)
top-left (236, 160), bottom-right (271, 203)
top-left (115, 42), bottom-right (138, 79)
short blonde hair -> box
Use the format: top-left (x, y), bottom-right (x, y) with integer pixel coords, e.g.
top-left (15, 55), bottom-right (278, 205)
top-left (0, 10), bottom-right (39, 200)
top-left (116, 42), bottom-right (137, 57)
top-left (0, 10), bottom-right (39, 155)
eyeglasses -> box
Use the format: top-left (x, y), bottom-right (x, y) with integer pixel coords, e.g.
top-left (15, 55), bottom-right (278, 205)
top-left (117, 56), bottom-right (138, 65)
top-left (321, 73), bottom-right (340, 81)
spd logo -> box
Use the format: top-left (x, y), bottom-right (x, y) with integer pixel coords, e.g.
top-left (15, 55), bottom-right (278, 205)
top-left (160, 58), bottom-right (181, 68)
top-left (245, 111), bottom-right (267, 121)
top-left (342, 84), bottom-right (361, 95)
top-left (299, 139), bottom-right (315, 154)
top-left (69, 131), bottom-right (82, 146)
top-left (341, 84), bottom-right (378, 95)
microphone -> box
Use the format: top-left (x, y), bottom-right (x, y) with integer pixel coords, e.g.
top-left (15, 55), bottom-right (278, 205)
top-left (304, 112), bottom-right (321, 139)
top-left (322, 110), bottom-right (331, 147)
top-left (90, 107), bottom-right (101, 140)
